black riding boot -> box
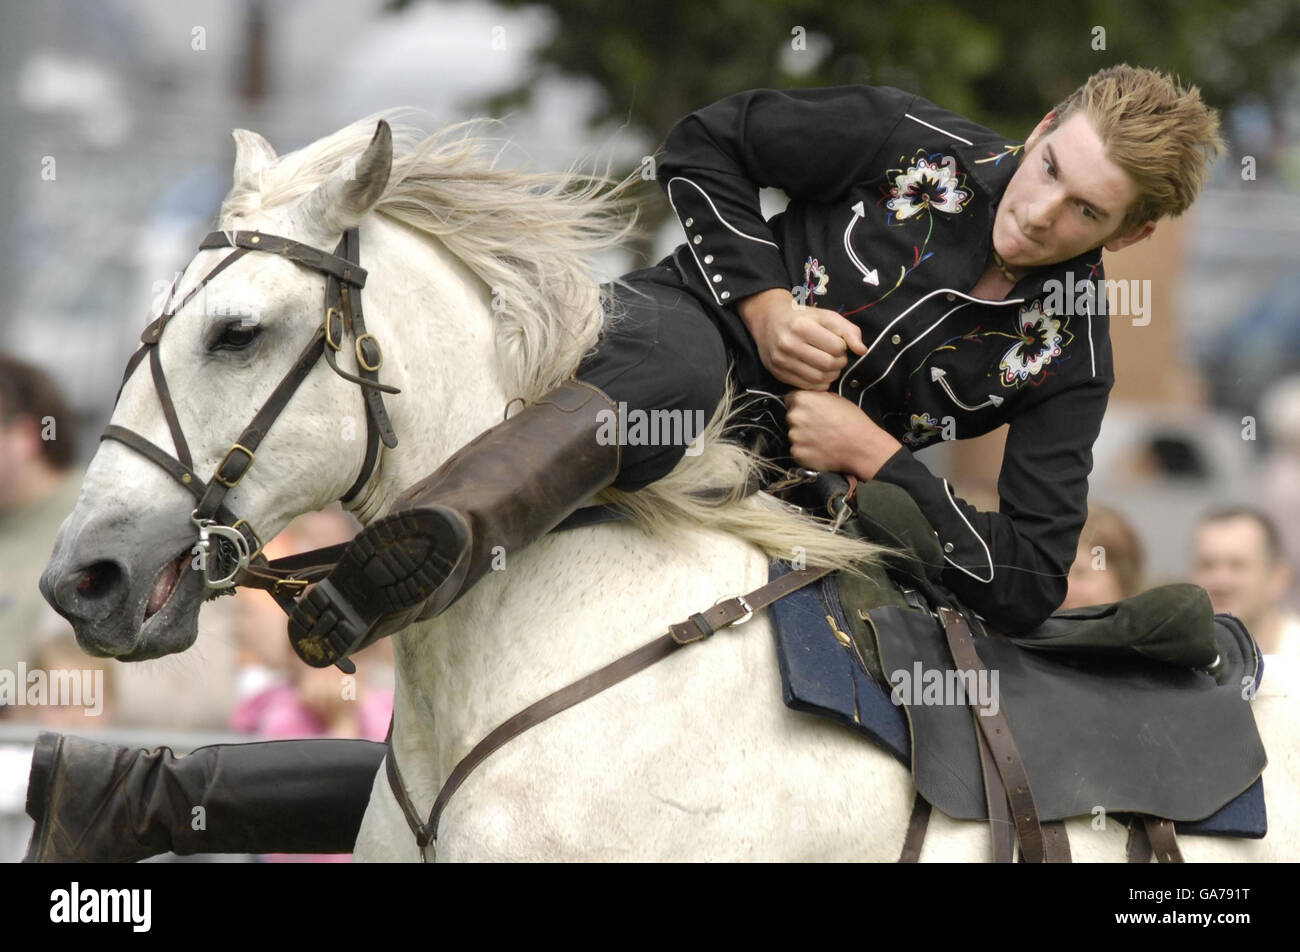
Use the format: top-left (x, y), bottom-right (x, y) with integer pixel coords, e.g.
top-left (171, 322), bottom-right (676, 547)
top-left (288, 378), bottom-right (622, 668)
top-left (23, 731), bottom-right (387, 863)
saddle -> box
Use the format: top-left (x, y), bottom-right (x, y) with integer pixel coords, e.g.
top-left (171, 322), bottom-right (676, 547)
top-left (767, 476), bottom-right (1268, 861)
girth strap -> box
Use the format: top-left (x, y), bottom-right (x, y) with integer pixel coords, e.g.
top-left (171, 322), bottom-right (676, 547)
top-left (1126, 816), bottom-right (1184, 863)
top-left (385, 564), bottom-right (834, 855)
top-left (974, 708), bottom-right (1017, 862)
top-left (938, 606), bottom-right (1067, 863)
top-left (897, 793), bottom-right (932, 862)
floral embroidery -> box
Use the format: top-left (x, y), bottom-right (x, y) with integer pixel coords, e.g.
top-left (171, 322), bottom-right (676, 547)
top-left (884, 153), bottom-right (972, 222)
top-left (800, 256), bottom-right (829, 300)
top-left (999, 302), bottom-right (1072, 386)
top-left (901, 411), bottom-right (944, 447)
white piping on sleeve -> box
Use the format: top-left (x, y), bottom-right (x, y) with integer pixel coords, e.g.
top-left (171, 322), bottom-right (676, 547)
top-left (666, 177), bottom-right (781, 248)
top-left (940, 478), bottom-right (995, 583)
top-left (665, 183), bottom-right (723, 305)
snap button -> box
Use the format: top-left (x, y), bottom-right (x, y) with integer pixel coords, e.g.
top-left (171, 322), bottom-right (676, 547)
top-left (890, 333), bottom-right (902, 345)
top-left (712, 274), bottom-right (722, 283)
top-left (849, 380), bottom-right (860, 389)
top-left (943, 542), bottom-right (954, 553)
top-left (720, 291), bottom-right (730, 300)
top-left (693, 235), bottom-right (702, 245)
top-left (685, 217), bottom-right (694, 227)
top-left (946, 293), bottom-right (955, 302)
top-left (704, 255), bottom-right (714, 264)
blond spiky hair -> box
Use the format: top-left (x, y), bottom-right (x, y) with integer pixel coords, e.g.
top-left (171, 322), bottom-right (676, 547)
top-left (1049, 64), bottom-right (1226, 233)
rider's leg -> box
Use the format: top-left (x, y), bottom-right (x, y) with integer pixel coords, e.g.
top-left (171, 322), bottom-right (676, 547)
top-left (23, 731), bottom-right (387, 862)
top-left (287, 263), bottom-right (730, 667)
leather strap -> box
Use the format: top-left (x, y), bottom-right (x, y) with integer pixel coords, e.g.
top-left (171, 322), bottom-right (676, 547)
top-left (1125, 818), bottom-right (1152, 862)
top-left (973, 708), bottom-right (1016, 862)
top-left (1040, 822), bottom-right (1072, 862)
top-left (386, 565), bottom-right (834, 848)
top-left (149, 346), bottom-right (193, 470)
top-left (1141, 817), bottom-right (1183, 863)
top-left (200, 230), bottom-right (367, 287)
top-left (897, 792), bottom-right (931, 862)
top-left (99, 228), bottom-right (398, 675)
top-left (937, 606), bottom-right (1065, 863)
top-left (193, 327), bottom-right (329, 522)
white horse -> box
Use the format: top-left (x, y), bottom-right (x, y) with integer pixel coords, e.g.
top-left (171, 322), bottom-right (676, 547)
top-left (41, 114), bottom-right (1297, 861)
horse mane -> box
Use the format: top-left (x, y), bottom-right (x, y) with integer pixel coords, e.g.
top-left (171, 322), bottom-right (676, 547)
top-left (219, 111), bottom-right (886, 577)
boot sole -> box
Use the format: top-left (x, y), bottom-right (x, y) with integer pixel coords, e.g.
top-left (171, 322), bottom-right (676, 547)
top-left (289, 508), bottom-right (467, 663)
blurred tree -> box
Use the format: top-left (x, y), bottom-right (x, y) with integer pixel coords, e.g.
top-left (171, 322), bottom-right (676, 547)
top-left (390, 0), bottom-right (1300, 264)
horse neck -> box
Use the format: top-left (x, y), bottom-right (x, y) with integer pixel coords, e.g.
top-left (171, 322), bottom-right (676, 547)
top-left (348, 215), bottom-right (512, 522)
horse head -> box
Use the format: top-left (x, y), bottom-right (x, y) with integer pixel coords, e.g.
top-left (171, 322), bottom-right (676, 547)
top-left (41, 121), bottom-right (405, 660)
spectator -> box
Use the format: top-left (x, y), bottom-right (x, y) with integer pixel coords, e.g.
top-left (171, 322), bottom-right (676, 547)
top-left (0, 354), bottom-right (82, 685)
top-left (1060, 504), bottom-right (1145, 609)
top-left (1191, 507), bottom-right (1300, 655)
top-left (0, 354), bottom-right (251, 731)
top-left (15, 630), bottom-right (117, 728)
top-left (1259, 374), bottom-right (1300, 610)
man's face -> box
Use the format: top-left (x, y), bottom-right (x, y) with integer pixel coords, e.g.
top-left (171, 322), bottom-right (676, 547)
top-left (993, 111), bottom-right (1154, 268)
top-left (1192, 517), bottom-right (1288, 626)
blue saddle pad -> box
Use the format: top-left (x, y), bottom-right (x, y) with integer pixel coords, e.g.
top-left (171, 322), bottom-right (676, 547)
top-left (766, 560), bottom-right (1266, 839)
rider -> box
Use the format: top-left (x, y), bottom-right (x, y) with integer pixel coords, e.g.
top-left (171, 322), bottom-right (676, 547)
top-left (25, 64), bottom-right (1224, 861)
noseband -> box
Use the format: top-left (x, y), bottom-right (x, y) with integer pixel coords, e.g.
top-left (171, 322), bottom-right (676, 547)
top-left (102, 227), bottom-right (399, 668)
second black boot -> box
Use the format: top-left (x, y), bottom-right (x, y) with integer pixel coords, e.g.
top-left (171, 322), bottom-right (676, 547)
top-left (23, 731), bottom-right (387, 862)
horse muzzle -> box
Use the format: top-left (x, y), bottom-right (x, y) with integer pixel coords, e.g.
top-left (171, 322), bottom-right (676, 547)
top-left (40, 511), bottom-right (204, 659)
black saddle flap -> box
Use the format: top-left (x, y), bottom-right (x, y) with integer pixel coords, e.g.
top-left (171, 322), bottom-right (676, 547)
top-left (871, 602), bottom-right (1268, 824)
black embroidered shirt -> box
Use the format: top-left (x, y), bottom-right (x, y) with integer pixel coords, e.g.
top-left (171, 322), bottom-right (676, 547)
top-left (656, 84), bottom-right (1114, 633)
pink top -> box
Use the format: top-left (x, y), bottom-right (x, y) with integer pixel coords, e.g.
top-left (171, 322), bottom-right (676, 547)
top-left (229, 684), bottom-right (394, 863)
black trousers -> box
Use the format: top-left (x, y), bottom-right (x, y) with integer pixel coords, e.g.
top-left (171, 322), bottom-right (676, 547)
top-left (575, 263), bottom-right (731, 492)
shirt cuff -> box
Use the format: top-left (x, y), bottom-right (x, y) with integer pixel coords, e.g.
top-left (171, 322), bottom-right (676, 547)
top-left (872, 446), bottom-right (995, 583)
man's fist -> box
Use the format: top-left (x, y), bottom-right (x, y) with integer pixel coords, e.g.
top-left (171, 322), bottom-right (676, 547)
top-left (738, 288), bottom-right (867, 390)
top-left (784, 389), bottom-right (904, 479)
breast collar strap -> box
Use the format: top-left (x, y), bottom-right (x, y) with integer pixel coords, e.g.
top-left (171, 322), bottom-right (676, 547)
top-left (99, 228), bottom-right (400, 671)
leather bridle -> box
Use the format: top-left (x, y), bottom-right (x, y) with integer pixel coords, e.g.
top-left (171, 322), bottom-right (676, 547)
top-left (102, 227), bottom-right (399, 672)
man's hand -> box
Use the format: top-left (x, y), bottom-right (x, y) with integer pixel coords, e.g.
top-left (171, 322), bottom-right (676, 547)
top-left (738, 288), bottom-right (867, 390)
top-left (784, 390), bottom-right (903, 479)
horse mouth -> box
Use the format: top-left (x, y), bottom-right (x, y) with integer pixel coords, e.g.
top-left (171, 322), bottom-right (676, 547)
top-left (144, 549), bottom-right (191, 622)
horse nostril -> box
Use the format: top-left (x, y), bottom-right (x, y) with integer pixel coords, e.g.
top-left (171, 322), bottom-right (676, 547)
top-left (75, 561), bottom-right (122, 601)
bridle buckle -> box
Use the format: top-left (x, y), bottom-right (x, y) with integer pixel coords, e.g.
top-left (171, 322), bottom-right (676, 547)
top-left (355, 333), bottom-right (383, 372)
top-left (215, 443), bottom-right (255, 488)
top-left (272, 577), bottom-right (311, 598)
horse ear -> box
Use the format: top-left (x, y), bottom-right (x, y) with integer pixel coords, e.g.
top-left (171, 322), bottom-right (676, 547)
top-left (232, 129), bottom-right (277, 187)
top-left (299, 120), bottom-right (393, 235)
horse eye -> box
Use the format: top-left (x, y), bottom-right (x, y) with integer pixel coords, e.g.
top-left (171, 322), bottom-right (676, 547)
top-left (212, 322), bottom-right (260, 351)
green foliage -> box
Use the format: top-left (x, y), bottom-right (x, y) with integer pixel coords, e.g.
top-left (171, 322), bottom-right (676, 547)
top-left (388, 0), bottom-right (1300, 258)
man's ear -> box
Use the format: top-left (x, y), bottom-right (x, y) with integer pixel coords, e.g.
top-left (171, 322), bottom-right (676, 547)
top-left (1024, 110), bottom-right (1057, 152)
top-left (1104, 219), bottom-right (1157, 252)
